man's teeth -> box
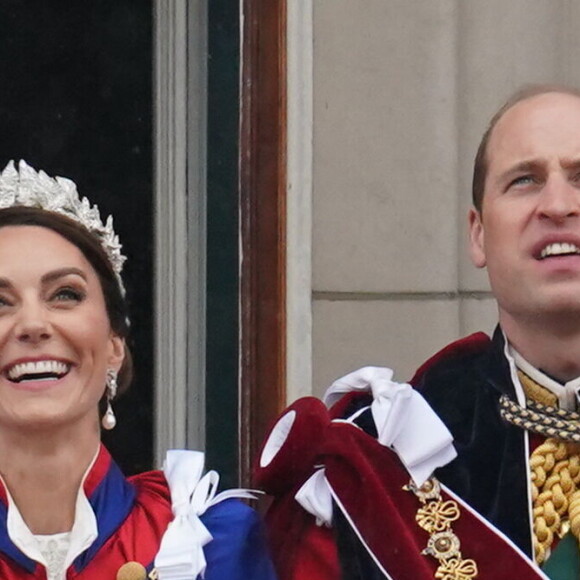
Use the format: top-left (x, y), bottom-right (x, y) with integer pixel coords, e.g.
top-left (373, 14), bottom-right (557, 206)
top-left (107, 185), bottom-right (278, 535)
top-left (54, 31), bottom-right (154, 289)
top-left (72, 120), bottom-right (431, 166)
top-left (7, 360), bottom-right (70, 381)
top-left (540, 242), bottom-right (580, 259)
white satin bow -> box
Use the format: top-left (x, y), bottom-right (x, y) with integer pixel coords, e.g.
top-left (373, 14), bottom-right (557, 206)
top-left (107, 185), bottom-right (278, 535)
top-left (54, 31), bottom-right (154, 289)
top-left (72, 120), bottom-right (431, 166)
top-left (155, 450), bottom-right (259, 580)
top-left (295, 367), bottom-right (456, 525)
top-left (324, 366), bottom-right (456, 485)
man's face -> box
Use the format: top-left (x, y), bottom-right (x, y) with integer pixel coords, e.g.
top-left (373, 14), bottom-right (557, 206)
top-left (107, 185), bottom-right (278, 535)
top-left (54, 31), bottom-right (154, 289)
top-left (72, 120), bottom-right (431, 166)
top-left (469, 92), bottom-right (580, 325)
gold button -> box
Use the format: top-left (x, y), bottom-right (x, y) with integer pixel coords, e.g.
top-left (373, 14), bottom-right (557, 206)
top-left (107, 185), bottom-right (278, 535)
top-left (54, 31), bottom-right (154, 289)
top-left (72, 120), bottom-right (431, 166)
top-left (117, 561), bottom-right (147, 580)
top-left (434, 537), bottom-right (451, 552)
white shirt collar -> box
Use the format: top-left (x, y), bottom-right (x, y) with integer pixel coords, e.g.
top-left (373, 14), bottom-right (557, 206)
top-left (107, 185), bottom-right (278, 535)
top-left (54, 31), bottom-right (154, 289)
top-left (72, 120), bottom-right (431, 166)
top-left (508, 344), bottom-right (580, 411)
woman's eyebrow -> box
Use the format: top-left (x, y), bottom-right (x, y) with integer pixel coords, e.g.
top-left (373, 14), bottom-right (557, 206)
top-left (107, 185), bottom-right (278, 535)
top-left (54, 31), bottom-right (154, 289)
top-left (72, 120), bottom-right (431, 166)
top-left (41, 267), bottom-right (88, 284)
top-left (0, 268), bottom-right (87, 289)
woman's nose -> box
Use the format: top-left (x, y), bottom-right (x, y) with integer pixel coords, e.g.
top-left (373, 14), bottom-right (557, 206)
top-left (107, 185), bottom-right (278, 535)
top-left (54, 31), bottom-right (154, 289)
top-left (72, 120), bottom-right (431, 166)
top-left (14, 303), bottom-right (52, 343)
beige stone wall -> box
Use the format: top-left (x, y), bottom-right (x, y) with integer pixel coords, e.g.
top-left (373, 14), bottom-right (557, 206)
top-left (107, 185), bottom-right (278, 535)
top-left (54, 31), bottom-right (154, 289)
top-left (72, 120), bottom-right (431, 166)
top-left (307, 1), bottom-right (580, 398)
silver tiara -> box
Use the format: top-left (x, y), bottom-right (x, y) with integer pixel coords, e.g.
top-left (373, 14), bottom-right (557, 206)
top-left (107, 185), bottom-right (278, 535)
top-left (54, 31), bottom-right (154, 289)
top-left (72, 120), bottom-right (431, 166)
top-left (0, 160), bottom-right (126, 292)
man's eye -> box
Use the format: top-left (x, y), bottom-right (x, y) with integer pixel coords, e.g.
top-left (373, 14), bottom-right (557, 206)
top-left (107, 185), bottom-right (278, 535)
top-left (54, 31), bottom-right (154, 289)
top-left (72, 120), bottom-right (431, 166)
top-left (510, 175), bottom-right (535, 187)
top-left (51, 288), bottom-right (85, 303)
top-left (0, 296), bottom-right (12, 308)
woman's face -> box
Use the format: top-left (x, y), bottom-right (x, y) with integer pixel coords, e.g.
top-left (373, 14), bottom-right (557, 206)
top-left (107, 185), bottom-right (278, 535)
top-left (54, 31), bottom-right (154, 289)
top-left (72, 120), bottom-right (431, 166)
top-left (0, 225), bottom-right (124, 432)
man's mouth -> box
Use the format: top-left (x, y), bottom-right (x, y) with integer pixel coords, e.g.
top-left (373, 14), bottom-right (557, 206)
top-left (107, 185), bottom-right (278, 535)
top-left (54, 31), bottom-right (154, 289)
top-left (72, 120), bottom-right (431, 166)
top-left (539, 242), bottom-right (580, 259)
top-left (5, 360), bottom-right (71, 383)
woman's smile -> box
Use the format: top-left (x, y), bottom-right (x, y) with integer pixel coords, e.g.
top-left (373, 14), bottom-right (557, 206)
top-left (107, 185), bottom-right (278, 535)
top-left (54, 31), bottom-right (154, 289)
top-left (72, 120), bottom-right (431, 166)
top-left (0, 225), bottom-right (124, 430)
top-left (3, 357), bottom-right (73, 391)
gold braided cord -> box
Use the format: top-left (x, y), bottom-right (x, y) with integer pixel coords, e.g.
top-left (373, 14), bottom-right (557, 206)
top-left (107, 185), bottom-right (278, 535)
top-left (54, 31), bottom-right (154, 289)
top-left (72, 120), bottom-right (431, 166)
top-left (500, 385), bottom-right (580, 563)
top-left (569, 490), bottom-right (580, 538)
top-left (529, 438), bottom-right (580, 563)
top-left (499, 395), bottom-right (580, 442)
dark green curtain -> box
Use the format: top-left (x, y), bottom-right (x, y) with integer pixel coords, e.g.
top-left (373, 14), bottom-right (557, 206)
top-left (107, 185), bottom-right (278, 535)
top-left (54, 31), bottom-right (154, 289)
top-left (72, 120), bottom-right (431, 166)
top-left (206, 0), bottom-right (241, 488)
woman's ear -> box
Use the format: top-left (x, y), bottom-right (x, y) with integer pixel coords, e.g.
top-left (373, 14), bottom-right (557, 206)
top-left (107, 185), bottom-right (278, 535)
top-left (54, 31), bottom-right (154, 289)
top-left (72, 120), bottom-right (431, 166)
top-left (107, 335), bottom-right (126, 372)
top-left (468, 208), bottom-right (486, 268)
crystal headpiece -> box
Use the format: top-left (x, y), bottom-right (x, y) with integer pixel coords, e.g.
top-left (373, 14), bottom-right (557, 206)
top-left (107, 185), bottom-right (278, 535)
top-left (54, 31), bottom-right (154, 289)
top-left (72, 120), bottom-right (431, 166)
top-left (0, 160), bottom-right (126, 293)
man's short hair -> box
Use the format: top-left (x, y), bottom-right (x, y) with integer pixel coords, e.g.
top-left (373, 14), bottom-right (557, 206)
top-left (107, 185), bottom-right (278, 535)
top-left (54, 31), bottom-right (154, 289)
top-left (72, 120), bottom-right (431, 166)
top-left (472, 83), bottom-right (580, 212)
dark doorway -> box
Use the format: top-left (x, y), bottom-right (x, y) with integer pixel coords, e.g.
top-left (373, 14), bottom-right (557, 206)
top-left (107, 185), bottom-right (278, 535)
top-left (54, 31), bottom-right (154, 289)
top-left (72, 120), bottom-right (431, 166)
top-left (0, 0), bottom-right (288, 485)
top-left (0, 1), bottom-right (154, 474)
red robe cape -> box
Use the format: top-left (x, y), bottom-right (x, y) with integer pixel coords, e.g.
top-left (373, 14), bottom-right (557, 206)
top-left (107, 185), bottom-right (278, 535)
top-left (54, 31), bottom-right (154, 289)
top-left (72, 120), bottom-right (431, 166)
top-left (256, 340), bottom-right (547, 580)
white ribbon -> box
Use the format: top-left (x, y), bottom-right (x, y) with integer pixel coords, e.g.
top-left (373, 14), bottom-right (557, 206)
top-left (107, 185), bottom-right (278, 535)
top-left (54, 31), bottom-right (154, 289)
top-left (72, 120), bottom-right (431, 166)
top-left (156, 450), bottom-right (260, 580)
top-left (295, 367), bottom-right (456, 525)
top-left (295, 468), bottom-right (333, 527)
top-left (324, 366), bottom-right (457, 486)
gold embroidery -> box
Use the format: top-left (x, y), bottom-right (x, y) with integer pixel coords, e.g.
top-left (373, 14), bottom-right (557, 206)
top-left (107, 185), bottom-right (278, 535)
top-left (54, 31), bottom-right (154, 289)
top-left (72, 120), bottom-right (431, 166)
top-left (417, 500), bottom-right (460, 534)
top-left (434, 557), bottom-right (478, 580)
top-left (405, 478), bottom-right (478, 580)
top-left (518, 370), bottom-right (558, 408)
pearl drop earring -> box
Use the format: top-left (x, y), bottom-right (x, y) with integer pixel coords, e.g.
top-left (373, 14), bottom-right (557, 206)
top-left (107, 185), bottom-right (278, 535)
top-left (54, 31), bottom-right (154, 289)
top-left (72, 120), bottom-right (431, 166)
top-left (102, 369), bottom-right (118, 430)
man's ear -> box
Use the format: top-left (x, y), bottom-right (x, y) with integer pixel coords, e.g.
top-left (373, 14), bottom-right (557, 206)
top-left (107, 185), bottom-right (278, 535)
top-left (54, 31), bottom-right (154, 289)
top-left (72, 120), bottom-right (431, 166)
top-left (468, 208), bottom-right (486, 268)
top-left (107, 335), bottom-right (126, 373)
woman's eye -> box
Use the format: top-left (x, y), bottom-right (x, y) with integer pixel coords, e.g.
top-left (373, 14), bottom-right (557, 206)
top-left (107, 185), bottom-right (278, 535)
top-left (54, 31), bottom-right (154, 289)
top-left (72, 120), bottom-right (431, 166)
top-left (51, 287), bottom-right (85, 303)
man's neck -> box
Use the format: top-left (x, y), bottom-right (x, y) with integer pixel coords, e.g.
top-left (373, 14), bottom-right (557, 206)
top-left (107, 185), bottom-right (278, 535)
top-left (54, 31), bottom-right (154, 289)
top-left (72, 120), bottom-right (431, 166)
top-left (501, 313), bottom-right (580, 383)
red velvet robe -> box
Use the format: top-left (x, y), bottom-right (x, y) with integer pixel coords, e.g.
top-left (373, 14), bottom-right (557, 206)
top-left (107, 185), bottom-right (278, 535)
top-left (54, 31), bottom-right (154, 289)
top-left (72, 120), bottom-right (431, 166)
top-left (257, 329), bottom-right (549, 580)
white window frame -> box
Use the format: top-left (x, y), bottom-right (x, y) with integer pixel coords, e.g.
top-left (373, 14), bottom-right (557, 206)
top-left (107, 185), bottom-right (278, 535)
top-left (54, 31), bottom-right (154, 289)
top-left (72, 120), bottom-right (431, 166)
top-left (154, 0), bottom-right (207, 463)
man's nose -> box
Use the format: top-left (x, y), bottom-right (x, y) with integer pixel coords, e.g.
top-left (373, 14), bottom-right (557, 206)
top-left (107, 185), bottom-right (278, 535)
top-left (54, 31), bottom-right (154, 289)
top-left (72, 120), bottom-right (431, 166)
top-left (537, 176), bottom-right (580, 222)
top-left (14, 302), bottom-right (52, 344)
top-left (538, 175), bottom-right (580, 221)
